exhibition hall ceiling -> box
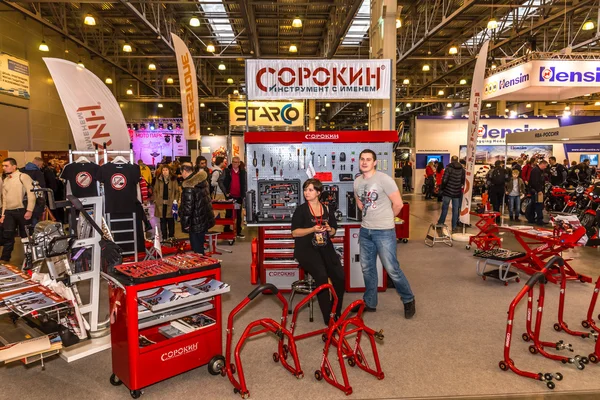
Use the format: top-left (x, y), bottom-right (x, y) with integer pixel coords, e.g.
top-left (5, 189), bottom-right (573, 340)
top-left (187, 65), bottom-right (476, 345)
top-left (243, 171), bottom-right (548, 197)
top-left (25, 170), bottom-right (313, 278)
top-left (3, 0), bottom-right (600, 128)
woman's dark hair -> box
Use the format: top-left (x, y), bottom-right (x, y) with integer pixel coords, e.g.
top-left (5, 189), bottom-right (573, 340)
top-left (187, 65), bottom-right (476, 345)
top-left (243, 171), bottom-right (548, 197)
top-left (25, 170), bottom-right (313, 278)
top-left (303, 178), bottom-right (323, 194)
top-left (436, 163), bottom-right (444, 173)
top-left (160, 164), bottom-right (176, 181)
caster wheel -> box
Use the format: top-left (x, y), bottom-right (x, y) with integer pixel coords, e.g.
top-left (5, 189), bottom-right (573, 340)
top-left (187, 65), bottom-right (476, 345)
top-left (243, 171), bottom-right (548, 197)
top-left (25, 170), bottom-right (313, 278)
top-left (282, 344), bottom-right (289, 360)
top-left (504, 282), bottom-right (508, 286)
top-left (345, 389), bottom-right (353, 395)
top-left (529, 345), bottom-right (538, 355)
top-left (377, 372), bottom-right (385, 380)
top-left (555, 372), bottom-right (563, 381)
top-left (347, 357), bottom-right (356, 367)
top-left (465, 245), bottom-right (471, 250)
top-left (241, 392), bottom-right (249, 399)
top-left (208, 355), bottom-right (225, 376)
top-left (234, 388), bottom-right (239, 395)
top-left (581, 357), bottom-right (589, 364)
top-left (321, 334), bottom-right (328, 343)
top-left (499, 361), bottom-right (508, 371)
top-left (482, 276), bottom-right (487, 281)
top-left (561, 359), bottom-right (568, 364)
top-left (110, 374), bottom-right (123, 386)
top-left (589, 354), bottom-right (598, 363)
top-left (553, 323), bottom-right (561, 332)
top-left (544, 373), bottom-right (553, 381)
top-left (546, 381), bottom-right (555, 390)
top-left (516, 278), bottom-right (521, 283)
top-left (228, 240), bottom-right (235, 246)
top-left (230, 364), bottom-right (236, 375)
top-left (597, 313), bottom-right (600, 321)
top-left (314, 370), bottom-right (323, 381)
top-left (402, 239), bottom-right (408, 243)
top-left (582, 321), bottom-right (590, 329)
top-left (577, 363), bottom-right (585, 371)
top-left (522, 333), bottom-right (530, 342)
top-left (130, 390), bottom-right (142, 399)
top-left (296, 372), bottom-right (304, 379)
top-left (273, 352), bottom-right (280, 363)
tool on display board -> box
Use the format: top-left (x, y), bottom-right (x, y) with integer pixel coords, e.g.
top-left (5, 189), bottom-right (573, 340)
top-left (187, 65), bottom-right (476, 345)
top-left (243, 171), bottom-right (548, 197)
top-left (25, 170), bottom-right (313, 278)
top-left (288, 153), bottom-right (293, 169)
top-left (256, 180), bottom-right (301, 222)
top-left (318, 155), bottom-right (321, 167)
top-left (255, 168), bottom-right (259, 180)
top-left (377, 152), bottom-right (382, 170)
top-left (253, 151), bottom-right (257, 167)
top-left (297, 149), bottom-right (300, 170)
top-left (270, 157), bottom-right (273, 167)
top-left (262, 154), bottom-right (266, 167)
top-left (278, 154), bottom-right (282, 166)
top-left (310, 151), bottom-right (315, 165)
top-left (303, 149), bottom-right (306, 170)
top-left (280, 168), bottom-right (283, 177)
top-left (351, 157), bottom-right (355, 171)
top-left (331, 153), bottom-right (336, 169)
top-left (324, 154), bottom-right (327, 168)
top-left (273, 167), bottom-right (277, 175)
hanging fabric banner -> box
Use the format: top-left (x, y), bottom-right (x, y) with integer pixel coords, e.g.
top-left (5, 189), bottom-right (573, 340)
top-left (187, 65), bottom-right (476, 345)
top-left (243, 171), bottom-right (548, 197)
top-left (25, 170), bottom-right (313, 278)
top-left (460, 40), bottom-right (490, 225)
top-left (43, 58), bottom-right (130, 151)
top-left (171, 33), bottom-right (201, 141)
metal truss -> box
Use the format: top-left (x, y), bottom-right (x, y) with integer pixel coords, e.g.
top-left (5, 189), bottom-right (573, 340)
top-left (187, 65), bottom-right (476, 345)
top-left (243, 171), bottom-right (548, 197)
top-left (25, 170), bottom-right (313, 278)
top-left (320, 0), bottom-right (363, 58)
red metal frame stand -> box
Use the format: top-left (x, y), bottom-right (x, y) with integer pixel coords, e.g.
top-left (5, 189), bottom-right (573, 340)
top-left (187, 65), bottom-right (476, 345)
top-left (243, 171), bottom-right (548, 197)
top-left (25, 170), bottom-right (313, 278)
top-left (468, 211), bottom-right (502, 250)
top-left (552, 266), bottom-right (595, 339)
top-left (581, 276), bottom-right (600, 334)
top-left (220, 284), bottom-right (303, 399)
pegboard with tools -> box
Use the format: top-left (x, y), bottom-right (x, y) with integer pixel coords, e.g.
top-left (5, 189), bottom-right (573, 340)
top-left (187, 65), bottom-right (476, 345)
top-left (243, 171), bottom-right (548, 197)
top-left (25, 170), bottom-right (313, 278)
top-left (244, 131), bottom-right (397, 224)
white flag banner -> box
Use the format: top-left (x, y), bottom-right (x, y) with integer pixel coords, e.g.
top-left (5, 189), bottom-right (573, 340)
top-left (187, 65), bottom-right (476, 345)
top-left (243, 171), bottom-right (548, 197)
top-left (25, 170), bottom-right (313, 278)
top-left (460, 40), bottom-right (490, 225)
top-left (153, 225), bottom-right (163, 258)
top-left (246, 59), bottom-right (391, 100)
top-left (171, 33), bottom-right (201, 141)
top-left (43, 58), bottom-right (130, 151)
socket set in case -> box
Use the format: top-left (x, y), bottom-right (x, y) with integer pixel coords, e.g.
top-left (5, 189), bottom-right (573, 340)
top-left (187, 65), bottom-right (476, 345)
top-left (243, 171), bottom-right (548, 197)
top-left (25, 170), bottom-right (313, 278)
top-left (257, 179), bottom-right (301, 222)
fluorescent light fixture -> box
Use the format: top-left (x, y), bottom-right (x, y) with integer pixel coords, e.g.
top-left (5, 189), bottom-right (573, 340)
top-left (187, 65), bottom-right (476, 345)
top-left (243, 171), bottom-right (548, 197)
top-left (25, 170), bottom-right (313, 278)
top-left (227, 78), bottom-right (234, 84)
top-left (166, 77), bottom-right (174, 84)
top-left (487, 18), bottom-right (498, 30)
top-left (84, 15), bottom-right (96, 26)
top-left (218, 62), bottom-right (226, 70)
top-left (292, 18), bottom-right (302, 28)
top-left (158, 103), bottom-right (163, 108)
top-left (289, 44), bottom-right (298, 53)
top-left (148, 63), bottom-right (156, 71)
top-left (206, 44), bottom-right (215, 53)
top-left (583, 20), bottom-right (595, 31)
top-left (422, 64), bottom-right (430, 72)
top-left (403, 78), bottom-right (410, 85)
top-left (38, 41), bottom-right (49, 52)
top-left (584, 93), bottom-right (591, 97)
top-left (551, 101), bottom-right (557, 104)
top-left (105, 78), bottom-right (113, 84)
top-left (126, 89), bottom-right (133, 95)
top-left (449, 46), bottom-right (458, 55)
top-left (459, 79), bottom-right (467, 85)
top-left (190, 17), bottom-right (200, 27)
top-left (123, 44), bottom-right (132, 52)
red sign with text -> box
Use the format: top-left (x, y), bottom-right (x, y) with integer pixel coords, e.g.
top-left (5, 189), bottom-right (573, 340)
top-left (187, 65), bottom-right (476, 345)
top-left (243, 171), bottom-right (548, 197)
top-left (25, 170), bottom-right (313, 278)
top-left (244, 130), bottom-right (396, 144)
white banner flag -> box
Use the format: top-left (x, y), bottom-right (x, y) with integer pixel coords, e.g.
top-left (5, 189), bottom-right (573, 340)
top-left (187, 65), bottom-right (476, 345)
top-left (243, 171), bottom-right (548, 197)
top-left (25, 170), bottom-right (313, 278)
top-left (246, 59), bottom-right (391, 100)
top-left (460, 40), bottom-right (490, 225)
top-left (171, 33), bottom-right (200, 141)
top-left (43, 58), bottom-right (130, 151)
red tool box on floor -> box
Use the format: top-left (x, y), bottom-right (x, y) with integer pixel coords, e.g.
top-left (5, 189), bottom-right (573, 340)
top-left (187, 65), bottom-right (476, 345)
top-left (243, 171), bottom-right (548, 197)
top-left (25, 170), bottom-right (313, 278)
top-left (105, 257), bottom-right (227, 398)
top-left (395, 201), bottom-right (410, 243)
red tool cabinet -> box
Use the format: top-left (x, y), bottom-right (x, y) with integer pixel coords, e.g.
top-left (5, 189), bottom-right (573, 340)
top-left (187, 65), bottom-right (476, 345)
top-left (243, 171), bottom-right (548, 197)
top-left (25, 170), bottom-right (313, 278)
top-left (212, 201), bottom-right (237, 245)
top-left (105, 263), bottom-right (227, 398)
top-left (395, 201), bottom-right (410, 243)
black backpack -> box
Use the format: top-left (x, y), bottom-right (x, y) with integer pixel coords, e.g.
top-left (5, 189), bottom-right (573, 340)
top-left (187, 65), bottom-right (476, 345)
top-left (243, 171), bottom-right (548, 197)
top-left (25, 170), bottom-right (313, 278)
top-left (491, 168), bottom-right (505, 186)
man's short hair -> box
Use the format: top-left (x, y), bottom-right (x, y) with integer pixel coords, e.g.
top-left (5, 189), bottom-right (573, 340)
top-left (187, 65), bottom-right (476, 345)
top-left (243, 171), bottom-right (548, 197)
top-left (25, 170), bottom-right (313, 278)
top-left (215, 156), bottom-right (225, 166)
top-left (539, 160), bottom-right (548, 165)
top-left (451, 156), bottom-right (458, 162)
top-left (196, 155), bottom-right (207, 165)
top-left (583, 159), bottom-right (590, 163)
top-left (33, 157), bottom-right (43, 162)
top-left (182, 164), bottom-right (194, 173)
top-left (359, 149), bottom-right (377, 161)
top-left (549, 156), bottom-right (556, 162)
top-left (2, 157), bottom-right (17, 166)
top-left (137, 159), bottom-right (143, 164)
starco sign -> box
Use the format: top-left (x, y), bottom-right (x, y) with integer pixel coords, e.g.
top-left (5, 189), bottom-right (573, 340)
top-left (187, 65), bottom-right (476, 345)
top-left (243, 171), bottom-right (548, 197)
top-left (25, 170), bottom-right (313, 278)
top-left (229, 101), bottom-right (304, 127)
top-left (246, 60), bottom-right (391, 100)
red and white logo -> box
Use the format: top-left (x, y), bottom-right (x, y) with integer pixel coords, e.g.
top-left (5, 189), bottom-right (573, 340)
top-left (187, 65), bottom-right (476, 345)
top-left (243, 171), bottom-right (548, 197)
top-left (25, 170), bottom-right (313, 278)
top-left (541, 68), bottom-right (553, 81)
top-left (110, 173), bottom-right (127, 190)
top-left (75, 171), bottom-right (92, 188)
top-left (477, 126), bottom-right (485, 137)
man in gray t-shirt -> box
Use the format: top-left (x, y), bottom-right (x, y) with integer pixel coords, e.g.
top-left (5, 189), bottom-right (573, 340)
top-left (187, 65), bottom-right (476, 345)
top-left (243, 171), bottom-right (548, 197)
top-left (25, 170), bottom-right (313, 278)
top-left (353, 149), bottom-right (415, 319)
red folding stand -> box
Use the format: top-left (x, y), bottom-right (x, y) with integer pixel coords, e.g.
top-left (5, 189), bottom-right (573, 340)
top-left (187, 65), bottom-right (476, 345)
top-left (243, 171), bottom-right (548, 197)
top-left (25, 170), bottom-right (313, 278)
top-left (581, 276), bottom-right (600, 334)
top-left (220, 284), bottom-right (303, 399)
top-left (500, 256), bottom-right (581, 390)
top-left (287, 285), bottom-right (385, 396)
top-left (467, 212), bottom-right (502, 251)
top-left (552, 265), bottom-right (595, 340)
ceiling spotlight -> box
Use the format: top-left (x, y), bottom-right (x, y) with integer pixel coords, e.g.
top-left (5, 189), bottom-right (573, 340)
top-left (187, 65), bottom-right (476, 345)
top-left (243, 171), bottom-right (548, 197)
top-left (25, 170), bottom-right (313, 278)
top-left (491, 63), bottom-right (497, 70)
top-left (526, 103), bottom-right (531, 108)
top-left (422, 64), bottom-right (430, 72)
top-left (207, 127), bottom-right (211, 131)
top-left (233, 89), bottom-right (239, 95)
top-left (582, 20), bottom-right (595, 31)
top-left (406, 103), bottom-right (412, 108)
top-left (165, 135), bottom-right (170, 143)
top-left (38, 41), bottom-right (49, 52)
top-left (105, 78), bottom-right (113, 84)
top-left (366, 103), bottom-right (371, 107)
top-left (504, 108), bottom-right (509, 113)
top-left (438, 89), bottom-right (444, 96)
top-left (365, 122), bottom-right (369, 126)
top-left (126, 89), bottom-right (133, 95)
top-left (206, 44), bottom-right (215, 53)
top-left (446, 103), bottom-right (452, 108)
top-left (449, 46), bottom-right (458, 55)
top-left (190, 17), bottom-right (200, 27)
top-left (123, 44), bottom-right (132, 52)
top-left (459, 78), bottom-right (467, 85)
top-left (200, 102), bottom-right (205, 107)
top-left (395, 107), bottom-right (400, 112)
top-left (149, 123), bottom-right (156, 130)
top-left (148, 63), bottom-right (156, 71)
top-left (166, 77), bottom-right (174, 84)
top-left (289, 44), bottom-right (298, 53)
top-left (218, 62), bottom-right (226, 70)
top-left (403, 78), bottom-right (410, 85)
top-left (486, 103), bottom-right (492, 108)
top-left (315, 116), bottom-right (320, 120)
top-left (551, 101), bottom-right (557, 104)
top-left (227, 78), bottom-right (234, 84)
top-left (84, 14), bottom-right (96, 26)
top-left (563, 110), bottom-right (572, 117)
top-left (446, 110), bottom-right (453, 117)
top-left (167, 123), bottom-right (173, 130)
top-left (326, 103), bottom-right (331, 107)
top-left (396, 18), bottom-right (402, 29)
top-left (595, 101), bottom-right (600, 106)
top-left (487, 18), bottom-right (498, 30)
top-left (77, 61), bottom-right (85, 68)
top-left (158, 103), bottom-right (163, 108)
top-left (584, 93), bottom-right (591, 97)
top-left (322, 108), bottom-right (326, 112)
top-left (292, 18), bottom-right (303, 28)
top-left (564, 105), bottom-right (570, 111)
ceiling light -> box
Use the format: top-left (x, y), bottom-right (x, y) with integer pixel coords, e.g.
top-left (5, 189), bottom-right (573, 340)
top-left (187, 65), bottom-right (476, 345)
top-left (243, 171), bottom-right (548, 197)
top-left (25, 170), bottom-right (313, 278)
top-left (564, 105), bottom-right (570, 111)
top-left (422, 64), bottom-right (430, 72)
top-left (166, 77), bottom-right (174, 84)
top-left (38, 41), bottom-right (49, 52)
top-left (326, 103), bottom-right (331, 107)
top-left (584, 93), bottom-right (591, 97)
top-left (446, 110), bottom-right (453, 117)
top-left (396, 18), bottom-right (402, 29)
top-left (315, 116), bottom-right (320, 120)
top-left (366, 103), bottom-right (371, 107)
top-left (509, 110), bottom-right (517, 118)
top-left (206, 44), bottom-right (215, 53)
top-left (322, 108), bottom-right (326, 112)
top-left (487, 18), bottom-right (498, 30)
top-left (504, 108), bottom-right (509, 113)
top-left (158, 103), bottom-right (163, 108)
top-left (77, 61), bottom-right (85, 68)
top-left (200, 102), bottom-right (205, 107)
top-left (233, 89), bottom-right (239, 95)
top-left (595, 101), bottom-right (600, 106)
top-left (449, 46), bottom-right (458, 55)
top-left (403, 78), bottom-right (410, 85)
top-left (406, 103), bottom-right (412, 108)
top-left (126, 89), bottom-right (133, 95)
top-left (438, 89), bottom-right (444, 95)
top-left (227, 78), bottom-right (234, 84)
top-left (218, 62), bottom-right (226, 70)
top-left (289, 44), bottom-right (298, 53)
top-left (190, 17), bottom-right (200, 27)
top-left (148, 63), bottom-right (156, 71)
top-left (526, 103), bottom-right (531, 108)
top-left (551, 101), bottom-right (557, 104)
top-left (123, 44), bottom-right (132, 52)
top-left (292, 18), bottom-right (302, 28)
top-left (459, 79), bottom-right (467, 85)
top-left (446, 103), bottom-right (452, 108)
top-left (395, 107), bottom-right (400, 112)
top-left (365, 122), bottom-right (369, 126)
top-left (583, 20), bottom-right (595, 31)
top-left (486, 103), bottom-right (491, 108)
top-left (563, 110), bottom-right (572, 117)
top-left (105, 78), bottom-right (113, 84)
top-left (84, 14), bottom-right (96, 26)
top-left (491, 63), bottom-right (497, 70)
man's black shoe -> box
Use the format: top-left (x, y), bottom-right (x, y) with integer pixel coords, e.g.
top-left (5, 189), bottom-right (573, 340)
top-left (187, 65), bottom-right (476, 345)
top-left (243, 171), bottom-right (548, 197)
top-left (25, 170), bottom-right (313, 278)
top-left (351, 304), bottom-right (376, 313)
top-left (404, 299), bottom-right (416, 319)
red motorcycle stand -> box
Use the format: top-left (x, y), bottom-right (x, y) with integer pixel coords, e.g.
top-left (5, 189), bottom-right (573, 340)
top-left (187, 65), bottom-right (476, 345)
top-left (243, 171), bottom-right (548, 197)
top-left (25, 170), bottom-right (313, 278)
top-left (552, 265), bottom-right (595, 340)
top-left (220, 284), bottom-right (303, 399)
top-left (581, 276), bottom-right (600, 334)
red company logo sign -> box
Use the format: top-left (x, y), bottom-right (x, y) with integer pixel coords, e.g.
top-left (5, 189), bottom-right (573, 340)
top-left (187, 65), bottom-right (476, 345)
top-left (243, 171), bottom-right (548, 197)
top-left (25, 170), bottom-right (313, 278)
top-left (268, 271), bottom-right (297, 277)
top-left (304, 133), bottom-right (340, 140)
top-left (255, 65), bottom-right (385, 92)
top-left (76, 105), bottom-right (113, 148)
top-left (181, 53), bottom-right (197, 137)
top-left (160, 343), bottom-right (198, 361)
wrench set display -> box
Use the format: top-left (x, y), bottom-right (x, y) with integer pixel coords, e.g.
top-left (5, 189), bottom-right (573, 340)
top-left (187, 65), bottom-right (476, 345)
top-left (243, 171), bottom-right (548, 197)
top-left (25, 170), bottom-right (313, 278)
top-left (245, 142), bottom-right (393, 223)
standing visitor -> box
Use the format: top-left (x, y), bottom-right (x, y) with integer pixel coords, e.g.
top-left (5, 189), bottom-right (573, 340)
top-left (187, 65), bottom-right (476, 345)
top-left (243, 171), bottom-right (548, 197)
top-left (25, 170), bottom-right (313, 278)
top-left (222, 156), bottom-right (247, 238)
top-left (436, 156), bottom-right (466, 232)
top-left (179, 163), bottom-right (215, 254)
top-left (505, 169), bottom-right (525, 222)
top-left (526, 160), bottom-right (548, 226)
top-left (401, 161), bottom-right (413, 192)
top-left (154, 165), bottom-right (181, 239)
top-left (487, 160), bottom-right (508, 223)
top-left (424, 161), bottom-right (435, 200)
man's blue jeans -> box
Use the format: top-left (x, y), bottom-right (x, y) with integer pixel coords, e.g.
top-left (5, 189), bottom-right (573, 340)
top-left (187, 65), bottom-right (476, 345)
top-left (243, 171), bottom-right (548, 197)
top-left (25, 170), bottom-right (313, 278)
top-left (437, 196), bottom-right (460, 230)
top-left (507, 195), bottom-right (521, 219)
top-left (359, 228), bottom-right (414, 308)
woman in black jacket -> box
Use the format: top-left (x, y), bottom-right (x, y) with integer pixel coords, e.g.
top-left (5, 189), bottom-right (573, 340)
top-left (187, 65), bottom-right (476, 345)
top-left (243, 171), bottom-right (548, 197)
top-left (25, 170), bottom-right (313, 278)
top-left (180, 163), bottom-right (215, 254)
